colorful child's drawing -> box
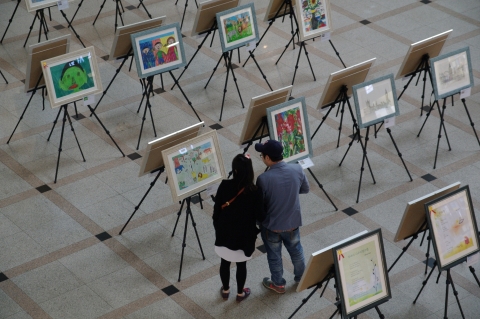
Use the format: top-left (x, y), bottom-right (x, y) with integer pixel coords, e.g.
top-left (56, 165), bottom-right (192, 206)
top-left (138, 31), bottom-right (179, 70)
top-left (222, 12), bottom-right (253, 44)
top-left (171, 141), bottom-right (218, 191)
top-left (301, 0), bottom-right (327, 32)
top-left (274, 107), bottom-right (306, 159)
top-left (48, 54), bottom-right (95, 99)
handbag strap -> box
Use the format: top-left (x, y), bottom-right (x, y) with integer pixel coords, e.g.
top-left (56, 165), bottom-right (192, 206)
top-left (221, 187), bottom-right (245, 209)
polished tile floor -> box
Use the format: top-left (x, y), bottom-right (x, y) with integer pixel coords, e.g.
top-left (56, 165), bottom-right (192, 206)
top-left (1, 0), bottom-right (480, 318)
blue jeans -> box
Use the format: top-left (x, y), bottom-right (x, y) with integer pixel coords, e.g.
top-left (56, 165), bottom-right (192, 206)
top-left (261, 227), bottom-right (305, 286)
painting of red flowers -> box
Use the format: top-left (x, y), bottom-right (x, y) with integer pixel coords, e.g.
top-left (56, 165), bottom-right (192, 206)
top-left (267, 97), bottom-right (313, 163)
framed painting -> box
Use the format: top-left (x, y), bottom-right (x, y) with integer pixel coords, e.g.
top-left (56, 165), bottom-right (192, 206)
top-left (317, 58), bottom-right (376, 109)
top-left (162, 130), bottom-right (226, 202)
top-left (425, 185), bottom-right (480, 272)
top-left (191, 0), bottom-right (240, 37)
top-left (216, 3), bottom-right (259, 53)
top-left (131, 23), bottom-right (186, 79)
top-left (25, 0), bottom-right (73, 12)
top-left (41, 47), bottom-right (103, 109)
top-left (239, 85), bottom-right (292, 145)
top-left (352, 74), bottom-right (399, 129)
top-left (430, 47), bottom-right (474, 100)
top-left (109, 16), bottom-right (166, 61)
top-left (266, 97), bottom-right (313, 163)
top-left (25, 34), bottom-right (70, 93)
top-left (296, 0), bottom-right (332, 42)
top-left (395, 30), bottom-right (452, 80)
top-left (394, 182), bottom-right (461, 243)
top-left (333, 229), bottom-right (391, 319)
top-left (138, 122), bottom-right (204, 177)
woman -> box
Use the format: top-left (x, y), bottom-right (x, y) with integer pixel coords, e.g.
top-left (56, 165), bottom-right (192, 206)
top-left (213, 154), bottom-right (264, 302)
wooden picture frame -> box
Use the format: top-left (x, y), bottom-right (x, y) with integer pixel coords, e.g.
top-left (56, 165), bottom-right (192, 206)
top-left (395, 30), bottom-right (452, 80)
top-left (430, 47), bottom-right (474, 100)
top-left (138, 122), bottom-right (205, 177)
top-left (216, 3), bottom-right (259, 53)
top-left (394, 182), bottom-right (461, 242)
top-left (25, 34), bottom-right (71, 93)
top-left (352, 74), bottom-right (399, 129)
top-left (296, 0), bottom-right (332, 42)
top-left (266, 97), bottom-right (313, 163)
top-left (131, 23), bottom-right (186, 78)
top-left (264, 0), bottom-right (296, 22)
top-left (191, 0), bottom-right (240, 37)
top-left (239, 86), bottom-right (292, 145)
top-left (425, 185), bottom-right (480, 272)
top-left (41, 47), bottom-right (103, 109)
top-left (333, 229), bottom-right (391, 319)
top-left (109, 17), bottom-right (166, 61)
top-left (162, 130), bottom-right (226, 202)
top-left (297, 230), bottom-right (368, 292)
top-left (317, 58), bottom-right (376, 109)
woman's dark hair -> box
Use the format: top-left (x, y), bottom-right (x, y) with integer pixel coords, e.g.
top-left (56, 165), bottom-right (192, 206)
top-left (231, 154), bottom-right (257, 193)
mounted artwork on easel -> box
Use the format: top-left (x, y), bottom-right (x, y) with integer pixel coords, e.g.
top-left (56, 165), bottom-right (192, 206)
top-left (191, 0), bottom-right (240, 37)
top-left (266, 97), bottom-right (313, 163)
top-left (296, 0), bottom-right (332, 42)
top-left (131, 23), bottom-right (186, 78)
top-left (216, 3), bottom-right (259, 52)
top-left (352, 74), bottom-right (399, 129)
top-left (425, 185), bottom-right (480, 272)
top-left (264, 0), bottom-right (296, 22)
top-left (430, 47), bottom-right (474, 100)
top-left (41, 47), bottom-right (103, 108)
top-left (333, 229), bottom-right (391, 319)
top-left (25, 0), bottom-right (73, 12)
top-left (162, 130), bottom-right (226, 202)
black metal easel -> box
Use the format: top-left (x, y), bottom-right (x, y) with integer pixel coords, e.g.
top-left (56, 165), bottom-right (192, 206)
top-left (288, 267), bottom-right (335, 318)
top-left (0, 70), bottom-right (7, 83)
top-left (93, 0), bottom-right (152, 31)
top-left (388, 221), bottom-right (428, 273)
top-left (59, 2), bottom-right (86, 48)
top-left (47, 104), bottom-right (85, 183)
top-left (413, 260), bottom-right (465, 319)
top-left (90, 50), bottom-right (134, 116)
top-left (204, 50), bottom-right (244, 121)
top-left (172, 195), bottom-right (206, 281)
top-left (0, 0), bottom-right (21, 44)
top-left (417, 95), bottom-right (480, 169)
top-left (175, 0), bottom-right (198, 30)
top-left (242, 0), bottom-right (298, 67)
top-left (119, 166), bottom-right (165, 235)
top-left (23, 8), bottom-right (50, 47)
top-left (7, 74), bottom-right (46, 144)
top-left (397, 54), bottom-right (434, 116)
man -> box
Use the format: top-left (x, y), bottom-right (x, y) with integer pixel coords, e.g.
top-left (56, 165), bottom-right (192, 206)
top-left (255, 140), bottom-right (310, 294)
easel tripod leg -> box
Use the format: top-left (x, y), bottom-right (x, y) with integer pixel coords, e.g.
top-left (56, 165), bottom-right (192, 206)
top-left (307, 168), bottom-right (337, 211)
top-left (172, 199), bottom-right (186, 237)
top-left (178, 198), bottom-right (191, 282)
top-left (169, 71), bottom-right (201, 122)
top-left (288, 284), bottom-right (321, 319)
top-left (468, 266), bottom-right (480, 287)
top-left (47, 106), bottom-right (64, 141)
top-left (65, 108), bottom-right (85, 162)
top-left (87, 105), bottom-right (125, 156)
top-left (204, 54), bottom-right (223, 89)
top-left (447, 269), bottom-right (465, 319)
top-left (226, 51), bottom-right (244, 108)
top-left (54, 106), bottom-right (68, 183)
top-left (0, 0), bottom-right (21, 44)
top-left (461, 98), bottom-right (480, 147)
top-left (413, 260), bottom-right (436, 304)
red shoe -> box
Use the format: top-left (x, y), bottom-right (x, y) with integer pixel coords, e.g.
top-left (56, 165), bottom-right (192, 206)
top-left (236, 288), bottom-right (251, 302)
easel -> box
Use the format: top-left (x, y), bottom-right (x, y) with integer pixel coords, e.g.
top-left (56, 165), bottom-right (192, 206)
top-left (413, 260), bottom-right (466, 318)
top-left (242, 0), bottom-right (298, 67)
top-left (417, 94), bottom-right (480, 169)
top-left (0, 0), bottom-right (21, 43)
top-left (119, 166), bottom-right (165, 235)
top-left (397, 54), bottom-right (434, 116)
top-left (93, 0), bottom-right (152, 31)
top-left (46, 99), bottom-right (125, 182)
top-left (7, 74), bottom-right (47, 144)
top-left (0, 70), bottom-right (7, 83)
top-left (89, 49), bottom-right (134, 115)
top-left (175, 0), bottom-right (198, 30)
top-left (204, 47), bottom-right (272, 121)
top-left (290, 266), bottom-right (385, 319)
top-left (135, 71), bottom-right (201, 149)
top-left (288, 267), bottom-right (335, 319)
top-left (23, 5), bottom-right (85, 48)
